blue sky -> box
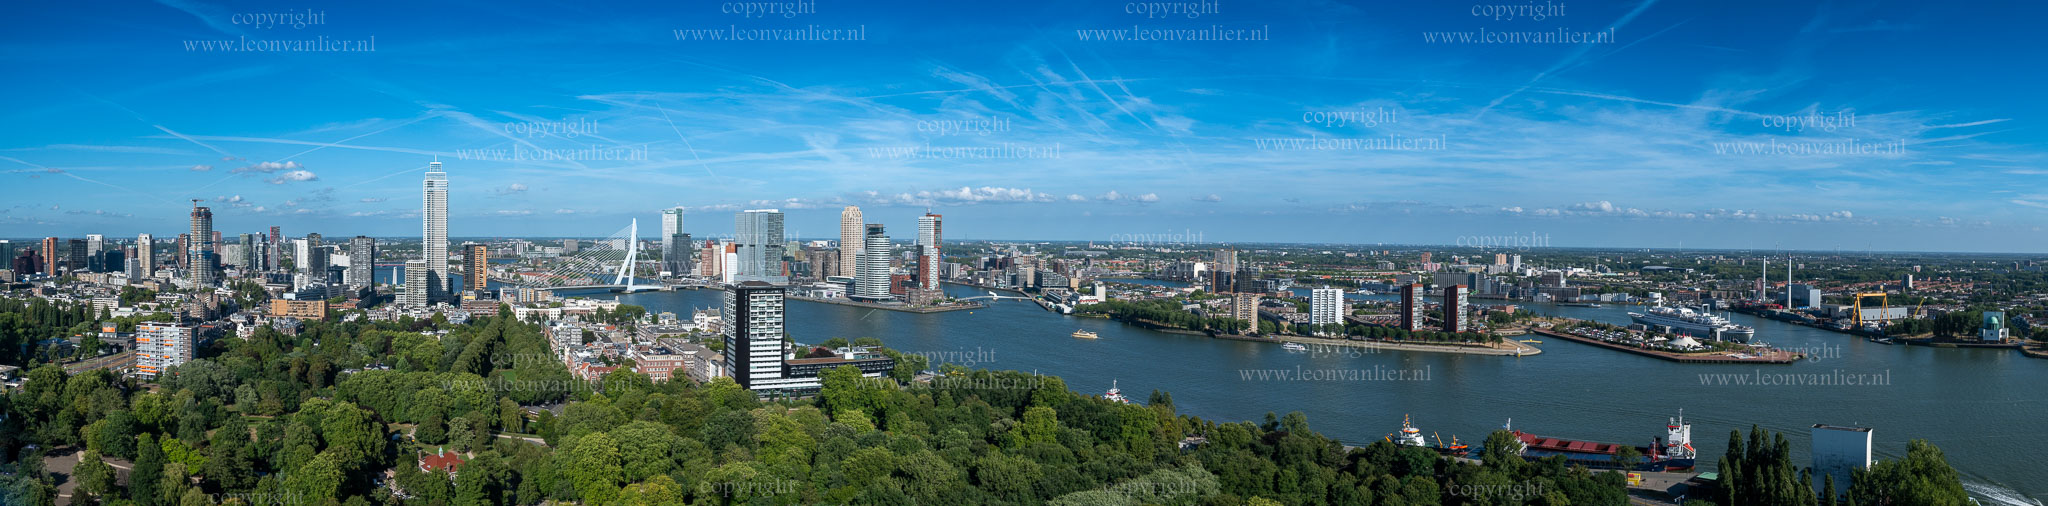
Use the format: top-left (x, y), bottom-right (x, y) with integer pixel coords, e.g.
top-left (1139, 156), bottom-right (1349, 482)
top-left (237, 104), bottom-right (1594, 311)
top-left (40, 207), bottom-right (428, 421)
top-left (2, 0), bottom-right (2045, 251)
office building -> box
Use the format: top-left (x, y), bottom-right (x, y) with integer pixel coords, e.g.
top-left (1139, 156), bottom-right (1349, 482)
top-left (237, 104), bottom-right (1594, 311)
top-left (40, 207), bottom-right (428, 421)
top-left (734, 209), bottom-right (785, 282)
top-left (65, 239), bottom-right (88, 274)
top-left (462, 243), bottom-right (488, 291)
top-left (268, 226), bottom-right (282, 270)
top-left (1443, 284), bottom-right (1468, 332)
top-left (1811, 425), bottom-right (1872, 497)
top-left (838, 206), bottom-right (863, 277)
top-left (852, 224), bottom-right (892, 300)
top-left (1790, 284), bottom-right (1823, 309)
top-left (1400, 283), bottom-right (1424, 331)
top-left (15, 249), bottom-right (44, 278)
top-left (917, 212), bottom-right (942, 290)
top-left (700, 240), bottom-right (720, 280)
top-left (423, 160), bottom-right (450, 302)
top-left (85, 234), bottom-right (104, 271)
top-left (189, 203), bottom-right (215, 285)
top-left (0, 241), bottom-right (11, 268)
top-left (661, 207), bottom-right (686, 275)
top-left (666, 233), bottom-right (693, 276)
top-left (135, 323), bottom-right (195, 379)
top-left (239, 234), bottom-right (259, 272)
top-left (347, 236), bottom-right (375, 289)
top-left (1310, 287), bottom-right (1344, 326)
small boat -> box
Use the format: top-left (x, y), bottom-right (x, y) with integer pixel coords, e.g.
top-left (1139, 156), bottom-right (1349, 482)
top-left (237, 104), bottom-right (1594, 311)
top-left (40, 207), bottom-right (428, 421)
top-left (1388, 414), bottom-right (1428, 447)
top-left (1519, 339), bottom-right (1543, 344)
top-left (1071, 329), bottom-right (1099, 339)
top-left (1281, 342), bottom-right (1308, 352)
top-left (1103, 380), bottom-right (1133, 404)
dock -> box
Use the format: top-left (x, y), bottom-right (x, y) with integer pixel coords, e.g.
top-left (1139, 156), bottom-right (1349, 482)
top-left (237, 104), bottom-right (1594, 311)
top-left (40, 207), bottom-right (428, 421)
top-left (1531, 328), bottom-right (1800, 364)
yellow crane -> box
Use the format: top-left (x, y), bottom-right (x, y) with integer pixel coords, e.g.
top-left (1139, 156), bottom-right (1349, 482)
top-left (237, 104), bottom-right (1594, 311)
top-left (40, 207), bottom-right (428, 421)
top-left (1851, 292), bottom-right (1889, 328)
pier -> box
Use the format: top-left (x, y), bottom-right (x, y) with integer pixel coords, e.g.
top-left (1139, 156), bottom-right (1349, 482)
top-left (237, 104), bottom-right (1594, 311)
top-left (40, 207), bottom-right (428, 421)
top-left (1531, 327), bottom-right (1801, 364)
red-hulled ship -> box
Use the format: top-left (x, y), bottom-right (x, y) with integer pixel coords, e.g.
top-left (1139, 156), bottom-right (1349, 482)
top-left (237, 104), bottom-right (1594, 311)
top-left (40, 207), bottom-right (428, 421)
top-left (1504, 410), bottom-right (1697, 472)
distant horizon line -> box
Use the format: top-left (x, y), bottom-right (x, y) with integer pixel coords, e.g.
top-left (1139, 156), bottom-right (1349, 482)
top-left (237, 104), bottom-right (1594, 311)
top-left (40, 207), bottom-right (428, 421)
top-left (3, 236), bottom-right (2040, 257)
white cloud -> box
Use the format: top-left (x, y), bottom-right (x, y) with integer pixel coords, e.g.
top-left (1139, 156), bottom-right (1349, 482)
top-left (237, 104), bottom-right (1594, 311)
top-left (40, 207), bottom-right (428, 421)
top-left (233, 161), bottom-right (303, 174)
top-left (190, 164), bottom-right (212, 171)
top-left (493, 183), bottom-right (530, 195)
top-left (360, 197), bottom-right (387, 203)
top-left (554, 209), bottom-right (578, 214)
top-left (1192, 194), bottom-right (1223, 202)
top-left (266, 170), bottom-right (318, 184)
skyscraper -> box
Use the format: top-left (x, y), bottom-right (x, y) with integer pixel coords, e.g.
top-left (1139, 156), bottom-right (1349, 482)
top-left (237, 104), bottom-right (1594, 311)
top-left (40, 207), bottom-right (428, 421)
top-left (1442, 284), bottom-right (1468, 333)
top-left (423, 161), bottom-right (449, 302)
top-left (666, 233), bottom-right (693, 277)
top-left (660, 207), bottom-right (685, 275)
top-left (1311, 287), bottom-right (1344, 327)
top-left (85, 234), bottom-right (104, 271)
top-left (853, 224), bottom-right (892, 300)
top-left (135, 233), bottom-right (153, 278)
top-left (1400, 283), bottom-right (1424, 331)
top-left (240, 234), bottom-right (259, 273)
top-left (267, 226), bottom-right (282, 270)
top-left (41, 237), bottom-right (57, 275)
top-left (348, 236), bottom-right (375, 289)
top-left (838, 206), bottom-right (863, 278)
top-left (917, 213), bottom-right (942, 290)
top-left (723, 281), bottom-right (787, 390)
top-left (401, 259), bottom-right (430, 308)
top-left (462, 243), bottom-right (487, 292)
top-left (65, 239), bottom-right (87, 274)
top-left (189, 202), bottom-right (215, 285)
top-left (734, 209), bottom-right (785, 283)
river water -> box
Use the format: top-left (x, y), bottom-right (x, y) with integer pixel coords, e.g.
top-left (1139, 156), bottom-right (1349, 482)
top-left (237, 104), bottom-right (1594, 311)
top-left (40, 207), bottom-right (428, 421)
top-left (565, 281), bottom-right (2044, 504)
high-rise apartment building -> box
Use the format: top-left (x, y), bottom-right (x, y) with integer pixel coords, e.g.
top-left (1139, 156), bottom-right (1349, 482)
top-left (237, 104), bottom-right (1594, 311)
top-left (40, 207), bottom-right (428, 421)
top-left (267, 226), bottom-right (282, 270)
top-left (700, 240), bottom-right (720, 280)
top-left (422, 161), bottom-right (449, 302)
top-left (734, 209), bottom-right (785, 282)
top-left (188, 203), bottom-right (215, 285)
top-left (1230, 292), bottom-right (1262, 326)
top-left (1400, 283), bottom-right (1424, 331)
top-left (348, 236), bottom-right (375, 289)
top-left (462, 243), bottom-right (488, 291)
top-left (1311, 287), bottom-right (1344, 326)
top-left (1443, 284), bottom-right (1468, 333)
top-left (853, 224), bottom-right (893, 300)
top-left (1215, 247), bottom-right (1238, 274)
top-left (42, 237), bottom-right (58, 275)
top-left (135, 233), bottom-right (153, 278)
top-left (838, 206), bottom-right (863, 278)
top-left (401, 259), bottom-right (431, 308)
top-left (660, 207), bottom-right (686, 275)
top-left (723, 281), bottom-right (787, 390)
top-left (135, 322), bottom-right (195, 379)
top-left (917, 213), bottom-right (942, 290)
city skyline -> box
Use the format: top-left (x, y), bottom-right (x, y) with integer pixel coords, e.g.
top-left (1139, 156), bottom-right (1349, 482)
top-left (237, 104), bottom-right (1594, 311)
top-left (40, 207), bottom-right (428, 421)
top-left (3, 1), bottom-right (2045, 252)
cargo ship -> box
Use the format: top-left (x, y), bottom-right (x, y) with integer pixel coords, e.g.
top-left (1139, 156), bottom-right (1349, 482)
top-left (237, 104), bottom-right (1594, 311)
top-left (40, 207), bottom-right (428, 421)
top-left (1504, 410), bottom-right (1697, 471)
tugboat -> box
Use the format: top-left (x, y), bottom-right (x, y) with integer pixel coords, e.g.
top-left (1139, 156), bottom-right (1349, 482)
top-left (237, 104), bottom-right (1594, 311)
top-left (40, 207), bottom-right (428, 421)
top-left (1102, 380), bottom-right (1134, 404)
top-left (1071, 329), bottom-right (1099, 339)
top-left (1432, 433), bottom-right (1470, 456)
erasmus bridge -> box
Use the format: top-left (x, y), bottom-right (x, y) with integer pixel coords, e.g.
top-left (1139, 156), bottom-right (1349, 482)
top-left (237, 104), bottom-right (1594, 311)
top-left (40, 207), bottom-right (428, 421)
top-left (494, 219), bottom-right (688, 293)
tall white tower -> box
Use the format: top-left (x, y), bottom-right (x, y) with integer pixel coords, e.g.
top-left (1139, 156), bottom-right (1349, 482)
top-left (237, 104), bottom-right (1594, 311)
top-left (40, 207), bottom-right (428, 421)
top-left (661, 207), bottom-right (685, 273)
top-left (917, 212), bottom-right (942, 290)
top-left (838, 206), bottom-right (864, 278)
top-left (423, 161), bottom-right (449, 302)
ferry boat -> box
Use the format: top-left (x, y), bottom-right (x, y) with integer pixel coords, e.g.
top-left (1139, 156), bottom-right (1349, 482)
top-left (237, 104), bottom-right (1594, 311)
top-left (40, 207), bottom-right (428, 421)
top-left (1504, 410), bottom-right (1698, 472)
top-left (1102, 380), bottom-right (1133, 404)
top-left (1071, 329), bottom-right (1099, 339)
top-left (1630, 305), bottom-right (1756, 342)
top-left (1281, 342), bottom-right (1308, 352)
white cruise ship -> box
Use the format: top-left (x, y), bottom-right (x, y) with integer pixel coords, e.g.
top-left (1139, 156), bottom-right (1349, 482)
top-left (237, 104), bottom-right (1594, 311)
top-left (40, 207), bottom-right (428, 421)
top-left (1629, 305), bottom-right (1756, 342)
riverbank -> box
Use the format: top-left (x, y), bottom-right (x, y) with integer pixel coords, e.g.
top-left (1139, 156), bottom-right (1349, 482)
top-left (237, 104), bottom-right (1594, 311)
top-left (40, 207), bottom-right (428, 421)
top-left (2023, 346), bottom-right (2048, 360)
top-left (1532, 327), bottom-right (1801, 364)
top-left (787, 294), bottom-right (982, 314)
